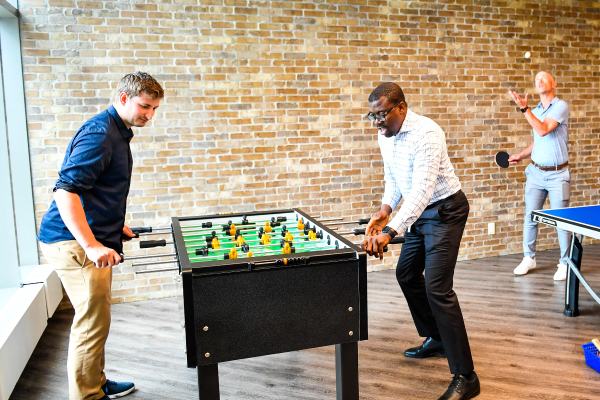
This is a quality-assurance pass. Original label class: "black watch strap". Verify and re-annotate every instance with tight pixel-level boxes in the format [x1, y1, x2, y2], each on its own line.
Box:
[520, 106, 529, 113]
[381, 226, 396, 239]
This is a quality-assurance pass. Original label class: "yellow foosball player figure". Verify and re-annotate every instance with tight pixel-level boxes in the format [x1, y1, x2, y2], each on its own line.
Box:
[308, 230, 317, 241]
[265, 222, 272, 233]
[282, 242, 292, 254]
[261, 233, 271, 245]
[229, 224, 236, 236]
[298, 219, 305, 232]
[212, 237, 220, 249]
[285, 232, 294, 242]
[236, 235, 245, 247]
[228, 247, 238, 259]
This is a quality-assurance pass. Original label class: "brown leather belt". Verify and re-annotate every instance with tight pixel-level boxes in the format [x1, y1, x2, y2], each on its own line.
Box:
[531, 161, 568, 171]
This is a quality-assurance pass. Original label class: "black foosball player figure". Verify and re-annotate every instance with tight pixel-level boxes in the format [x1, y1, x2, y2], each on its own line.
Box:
[361, 82, 480, 400]
[37, 72, 164, 400]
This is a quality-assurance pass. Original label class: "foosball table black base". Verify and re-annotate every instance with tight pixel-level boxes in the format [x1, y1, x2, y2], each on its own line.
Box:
[196, 342, 359, 400]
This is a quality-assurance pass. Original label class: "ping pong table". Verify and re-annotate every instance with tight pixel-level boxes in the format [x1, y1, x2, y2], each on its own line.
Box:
[532, 205, 600, 317]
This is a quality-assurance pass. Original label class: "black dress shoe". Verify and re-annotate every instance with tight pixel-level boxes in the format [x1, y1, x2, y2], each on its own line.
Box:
[438, 373, 480, 400]
[404, 337, 446, 358]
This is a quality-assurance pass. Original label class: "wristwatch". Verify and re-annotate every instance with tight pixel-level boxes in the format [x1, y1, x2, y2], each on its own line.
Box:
[381, 226, 397, 239]
[520, 106, 529, 113]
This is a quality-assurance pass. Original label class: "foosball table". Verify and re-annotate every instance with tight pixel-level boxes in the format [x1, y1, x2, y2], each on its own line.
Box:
[128, 208, 404, 400]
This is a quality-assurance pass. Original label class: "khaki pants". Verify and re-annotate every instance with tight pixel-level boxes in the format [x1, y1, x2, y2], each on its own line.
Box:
[40, 240, 112, 400]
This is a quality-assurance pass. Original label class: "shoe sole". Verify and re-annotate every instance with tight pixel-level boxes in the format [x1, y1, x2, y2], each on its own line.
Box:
[469, 388, 481, 398]
[107, 386, 135, 399]
[404, 351, 446, 359]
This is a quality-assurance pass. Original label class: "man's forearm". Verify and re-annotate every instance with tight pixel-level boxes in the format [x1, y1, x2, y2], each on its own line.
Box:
[54, 189, 99, 250]
[522, 109, 546, 136]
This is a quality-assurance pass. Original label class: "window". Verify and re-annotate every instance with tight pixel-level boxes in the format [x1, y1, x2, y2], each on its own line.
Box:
[0, 0, 38, 294]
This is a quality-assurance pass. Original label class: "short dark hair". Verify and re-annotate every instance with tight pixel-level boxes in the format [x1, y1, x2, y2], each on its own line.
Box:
[115, 71, 164, 101]
[368, 82, 405, 104]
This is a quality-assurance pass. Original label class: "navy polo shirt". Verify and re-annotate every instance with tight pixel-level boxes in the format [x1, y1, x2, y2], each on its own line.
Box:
[38, 106, 133, 253]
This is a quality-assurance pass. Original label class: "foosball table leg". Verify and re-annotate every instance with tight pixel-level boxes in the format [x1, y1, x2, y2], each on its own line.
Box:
[197, 364, 220, 400]
[335, 342, 359, 400]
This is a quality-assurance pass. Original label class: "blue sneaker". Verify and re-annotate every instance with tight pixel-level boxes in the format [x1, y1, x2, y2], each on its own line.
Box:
[101, 380, 135, 398]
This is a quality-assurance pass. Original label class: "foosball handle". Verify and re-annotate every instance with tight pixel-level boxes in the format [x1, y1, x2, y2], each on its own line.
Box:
[352, 228, 404, 245]
[131, 227, 153, 234]
[357, 218, 370, 225]
[122, 232, 139, 240]
[376, 240, 403, 255]
[390, 236, 405, 245]
[140, 239, 167, 248]
[93, 253, 125, 266]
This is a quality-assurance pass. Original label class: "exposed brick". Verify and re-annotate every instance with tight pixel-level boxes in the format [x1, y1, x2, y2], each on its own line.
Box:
[23, 0, 600, 303]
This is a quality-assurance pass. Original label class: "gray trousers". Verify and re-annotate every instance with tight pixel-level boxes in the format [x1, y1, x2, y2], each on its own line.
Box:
[523, 163, 571, 265]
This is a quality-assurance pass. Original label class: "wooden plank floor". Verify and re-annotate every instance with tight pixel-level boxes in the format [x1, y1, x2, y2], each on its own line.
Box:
[11, 245, 600, 400]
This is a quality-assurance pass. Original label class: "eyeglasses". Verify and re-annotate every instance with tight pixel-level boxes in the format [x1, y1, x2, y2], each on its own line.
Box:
[365, 101, 402, 123]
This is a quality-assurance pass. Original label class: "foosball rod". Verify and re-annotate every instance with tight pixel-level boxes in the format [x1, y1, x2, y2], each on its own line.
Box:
[323, 218, 371, 226]
[132, 259, 178, 267]
[122, 253, 176, 260]
[134, 266, 179, 274]
[315, 217, 344, 223]
[182, 230, 328, 244]
[181, 224, 317, 238]
[187, 239, 333, 255]
[138, 231, 173, 237]
[182, 230, 299, 242]
[338, 229, 406, 245]
[188, 246, 336, 262]
[351, 237, 406, 245]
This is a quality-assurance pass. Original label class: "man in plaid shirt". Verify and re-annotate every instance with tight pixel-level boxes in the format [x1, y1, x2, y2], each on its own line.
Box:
[362, 82, 479, 400]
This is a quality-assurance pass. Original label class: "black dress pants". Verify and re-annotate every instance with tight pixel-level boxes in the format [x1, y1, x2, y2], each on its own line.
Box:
[396, 190, 474, 375]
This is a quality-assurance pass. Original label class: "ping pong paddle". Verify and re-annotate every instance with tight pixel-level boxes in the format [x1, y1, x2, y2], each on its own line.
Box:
[495, 151, 510, 168]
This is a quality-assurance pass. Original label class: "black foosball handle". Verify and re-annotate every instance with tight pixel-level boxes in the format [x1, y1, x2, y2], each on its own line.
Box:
[140, 239, 167, 248]
[131, 226, 153, 234]
[352, 228, 405, 245]
[390, 236, 405, 244]
[121, 226, 154, 240]
[93, 253, 125, 266]
[357, 218, 370, 225]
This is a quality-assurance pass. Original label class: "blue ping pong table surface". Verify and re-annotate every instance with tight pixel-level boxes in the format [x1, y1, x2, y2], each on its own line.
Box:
[536, 205, 600, 230]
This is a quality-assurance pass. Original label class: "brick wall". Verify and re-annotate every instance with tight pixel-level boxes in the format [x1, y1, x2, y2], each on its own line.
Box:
[19, 0, 600, 303]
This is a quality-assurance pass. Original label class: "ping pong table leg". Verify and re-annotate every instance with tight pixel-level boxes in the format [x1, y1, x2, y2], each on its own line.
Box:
[335, 342, 359, 400]
[564, 234, 583, 317]
[197, 363, 220, 400]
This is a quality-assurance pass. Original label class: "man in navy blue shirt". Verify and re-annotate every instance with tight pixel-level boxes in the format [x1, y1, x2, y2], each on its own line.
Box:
[38, 72, 163, 400]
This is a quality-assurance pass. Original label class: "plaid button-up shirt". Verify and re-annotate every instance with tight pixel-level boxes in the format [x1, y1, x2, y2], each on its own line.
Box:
[378, 109, 461, 234]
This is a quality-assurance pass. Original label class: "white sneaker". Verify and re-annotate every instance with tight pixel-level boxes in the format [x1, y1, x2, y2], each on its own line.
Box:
[554, 264, 567, 281]
[514, 256, 536, 275]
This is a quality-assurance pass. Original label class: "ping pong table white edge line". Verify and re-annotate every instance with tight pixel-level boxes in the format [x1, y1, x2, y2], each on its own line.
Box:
[532, 210, 600, 234]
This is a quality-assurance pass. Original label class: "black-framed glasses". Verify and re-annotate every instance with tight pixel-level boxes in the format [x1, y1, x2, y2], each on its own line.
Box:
[365, 101, 402, 123]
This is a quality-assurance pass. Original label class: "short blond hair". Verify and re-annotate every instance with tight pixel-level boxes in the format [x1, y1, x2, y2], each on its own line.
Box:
[115, 71, 164, 101]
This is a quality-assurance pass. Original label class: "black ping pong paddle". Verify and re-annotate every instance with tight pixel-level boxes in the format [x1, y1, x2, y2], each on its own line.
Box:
[495, 151, 510, 168]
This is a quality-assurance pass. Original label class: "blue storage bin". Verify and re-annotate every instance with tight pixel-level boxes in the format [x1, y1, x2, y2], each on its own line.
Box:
[582, 343, 600, 373]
